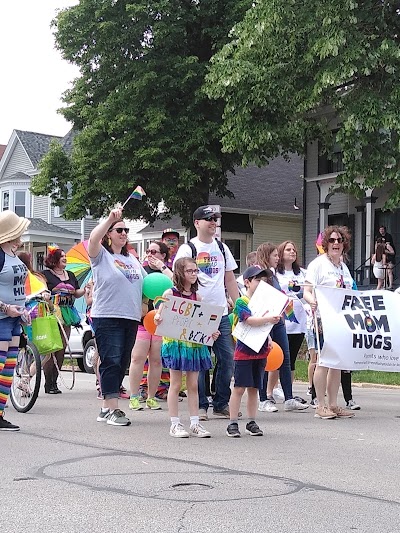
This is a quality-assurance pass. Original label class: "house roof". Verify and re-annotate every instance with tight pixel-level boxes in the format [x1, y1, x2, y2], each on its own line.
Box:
[138, 215, 185, 235]
[61, 129, 78, 154]
[209, 155, 304, 214]
[15, 130, 62, 167]
[28, 218, 81, 237]
[7, 172, 31, 181]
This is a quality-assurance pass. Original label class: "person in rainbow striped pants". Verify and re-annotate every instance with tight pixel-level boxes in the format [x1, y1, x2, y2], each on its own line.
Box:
[0, 211, 31, 431]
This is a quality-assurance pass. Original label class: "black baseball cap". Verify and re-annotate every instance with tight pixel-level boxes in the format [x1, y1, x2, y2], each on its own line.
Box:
[193, 205, 222, 222]
[243, 265, 269, 281]
[161, 228, 180, 239]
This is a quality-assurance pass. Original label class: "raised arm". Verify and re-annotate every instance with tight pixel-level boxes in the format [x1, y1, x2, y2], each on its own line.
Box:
[88, 207, 122, 258]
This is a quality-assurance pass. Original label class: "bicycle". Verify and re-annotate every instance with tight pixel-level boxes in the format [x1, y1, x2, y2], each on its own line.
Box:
[10, 297, 77, 413]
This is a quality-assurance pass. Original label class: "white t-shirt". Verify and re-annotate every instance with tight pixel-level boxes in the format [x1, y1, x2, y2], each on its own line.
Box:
[276, 268, 307, 334]
[174, 238, 237, 315]
[305, 254, 354, 289]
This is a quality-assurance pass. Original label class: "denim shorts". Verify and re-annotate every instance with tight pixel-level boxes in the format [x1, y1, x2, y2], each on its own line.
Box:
[0, 316, 22, 341]
[234, 358, 266, 389]
[305, 329, 315, 350]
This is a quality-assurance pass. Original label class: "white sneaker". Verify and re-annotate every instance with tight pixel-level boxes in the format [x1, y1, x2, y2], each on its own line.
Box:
[273, 387, 285, 401]
[310, 398, 318, 409]
[264, 400, 278, 413]
[258, 400, 269, 412]
[346, 399, 361, 410]
[284, 399, 309, 411]
[170, 423, 189, 438]
[190, 423, 211, 438]
[199, 408, 209, 421]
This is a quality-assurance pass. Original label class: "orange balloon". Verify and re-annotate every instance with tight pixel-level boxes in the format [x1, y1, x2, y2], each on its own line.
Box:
[143, 310, 157, 336]
[265, 341, 284, 371]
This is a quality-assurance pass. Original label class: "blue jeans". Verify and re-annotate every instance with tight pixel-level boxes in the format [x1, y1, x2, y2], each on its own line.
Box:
[198, 315, 234, 411]
[259, 319, 293, 402]
[92, 318, 138, 399]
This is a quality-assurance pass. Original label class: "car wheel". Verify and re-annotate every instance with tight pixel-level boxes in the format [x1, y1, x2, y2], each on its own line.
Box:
[77, 358, 85, 372]
[83, 339, 96, 374]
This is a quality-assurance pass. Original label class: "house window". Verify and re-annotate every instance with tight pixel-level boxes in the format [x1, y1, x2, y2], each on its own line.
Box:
[14, 191, 26, 217]
[318, 131, 345, 175]
[224, 239, 241, 273]
[54, 183, 72, 217]
[2, 191, 9, 211]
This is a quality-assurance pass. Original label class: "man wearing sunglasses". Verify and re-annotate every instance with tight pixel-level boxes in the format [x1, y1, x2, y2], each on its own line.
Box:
[174, 205, 239, 419]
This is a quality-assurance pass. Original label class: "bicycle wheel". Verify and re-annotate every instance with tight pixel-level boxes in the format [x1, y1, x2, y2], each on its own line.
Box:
[10, 340, 41, 413]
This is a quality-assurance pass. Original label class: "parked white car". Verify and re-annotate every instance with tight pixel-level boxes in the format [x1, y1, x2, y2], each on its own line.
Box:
[68, 321, 96, 374]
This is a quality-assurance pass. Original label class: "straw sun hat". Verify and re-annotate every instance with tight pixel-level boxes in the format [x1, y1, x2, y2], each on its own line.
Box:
[0, 211, 30, 245]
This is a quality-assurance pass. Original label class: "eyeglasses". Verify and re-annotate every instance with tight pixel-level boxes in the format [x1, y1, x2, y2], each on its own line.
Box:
[328, 237, 343, 244]
[111, 227, 130, 234]
[185, 269, 199, 274]
[146, 249, 159, 255]
[204, 216, 219, 222]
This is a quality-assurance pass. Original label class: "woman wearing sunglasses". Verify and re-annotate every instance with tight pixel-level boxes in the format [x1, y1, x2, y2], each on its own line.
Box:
[128, 241, 173, 411]
[88, 208, 147, 426]
[304, 225, 355, 420]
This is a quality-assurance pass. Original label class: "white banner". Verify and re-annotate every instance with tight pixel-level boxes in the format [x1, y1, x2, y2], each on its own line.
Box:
[155, 295, 224, 347]
[232, 280, 289, 353]
[316, 286, 400, 371]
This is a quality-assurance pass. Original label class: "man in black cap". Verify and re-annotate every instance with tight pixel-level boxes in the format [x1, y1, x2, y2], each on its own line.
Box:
[174, 205, 239, 419]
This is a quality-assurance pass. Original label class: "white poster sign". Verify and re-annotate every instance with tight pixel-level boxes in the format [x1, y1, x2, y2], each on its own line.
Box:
[316, 286, 400, 371]
[155, 295, 224, 347]
[232, 280, 289, 353]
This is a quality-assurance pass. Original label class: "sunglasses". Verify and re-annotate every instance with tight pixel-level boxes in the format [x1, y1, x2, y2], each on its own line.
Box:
[111, 227, 130, 234]
[185, 269, 199, 274]
[204, 216, 219, 222]
[328, 237, 343, 244]
[146, 249, 159, 255]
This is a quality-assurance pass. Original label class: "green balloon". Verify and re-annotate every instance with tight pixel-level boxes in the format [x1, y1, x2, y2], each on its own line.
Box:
[143, 273, 173, 300]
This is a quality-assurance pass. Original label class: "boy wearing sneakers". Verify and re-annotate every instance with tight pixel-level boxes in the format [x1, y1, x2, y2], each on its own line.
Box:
[227, 266, 281, 437]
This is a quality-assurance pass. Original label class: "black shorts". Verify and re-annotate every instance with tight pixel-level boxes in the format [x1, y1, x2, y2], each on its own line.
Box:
[233, 358, 266, 389]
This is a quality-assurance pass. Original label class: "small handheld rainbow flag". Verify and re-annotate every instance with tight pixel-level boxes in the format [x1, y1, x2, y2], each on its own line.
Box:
[284, 299, 299, 324]
[153, 296, 169, 309]
[122, 186, 146, 207]
[316, 233, 324, 255]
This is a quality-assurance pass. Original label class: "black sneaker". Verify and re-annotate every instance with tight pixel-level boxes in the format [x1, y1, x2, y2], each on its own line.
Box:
[293, 396, 308, 405]
[0, 416, 20, 431]
[245, 420, 263, 436]
[226, 422, 241, 437]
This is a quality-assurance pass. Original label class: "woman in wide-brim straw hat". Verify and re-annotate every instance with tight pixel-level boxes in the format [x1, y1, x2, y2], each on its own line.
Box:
[0, 211, 31, 431]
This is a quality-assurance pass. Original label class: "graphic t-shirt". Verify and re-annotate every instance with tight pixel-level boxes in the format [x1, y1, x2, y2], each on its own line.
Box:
[305, 254, 354, 318]
[0, 253, 28, 318]
[43, 270, 79, 307]
[174, 238, 237, 315]
[90, 246, 147, 320]
[276, 268, 307, 334]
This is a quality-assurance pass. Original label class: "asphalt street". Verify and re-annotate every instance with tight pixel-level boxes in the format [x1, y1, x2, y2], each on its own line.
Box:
[2, 372, 400, 533]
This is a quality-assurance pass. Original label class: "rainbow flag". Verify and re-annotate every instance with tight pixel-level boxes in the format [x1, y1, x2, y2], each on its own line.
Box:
[153, 296, 168, 309]
[316, 233, 324, 255]
[284, 299, 299, 324]
[129, 186, 146, 200]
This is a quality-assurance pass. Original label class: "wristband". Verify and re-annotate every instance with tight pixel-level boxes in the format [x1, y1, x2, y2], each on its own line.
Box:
[161, 265, 167, 271]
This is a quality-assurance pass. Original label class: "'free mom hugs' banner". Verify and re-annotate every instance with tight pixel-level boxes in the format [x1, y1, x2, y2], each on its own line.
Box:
[315, 286, 400, 372]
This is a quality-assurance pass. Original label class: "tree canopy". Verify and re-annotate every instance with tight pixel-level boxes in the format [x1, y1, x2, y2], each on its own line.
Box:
[206, 0, 400, 208]
[32, 0, 251, 226]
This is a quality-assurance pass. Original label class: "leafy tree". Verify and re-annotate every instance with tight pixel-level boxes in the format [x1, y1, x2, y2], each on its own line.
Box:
[206, 0, 400, 208]
[31, 0, 251, 226]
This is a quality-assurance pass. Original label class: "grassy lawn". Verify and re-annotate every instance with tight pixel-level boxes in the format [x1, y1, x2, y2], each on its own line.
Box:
[294, 359, 400, 386]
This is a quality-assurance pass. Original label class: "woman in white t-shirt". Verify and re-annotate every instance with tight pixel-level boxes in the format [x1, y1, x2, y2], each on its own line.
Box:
[304, 226, 355, 420]
[276, 241, 307, 389]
